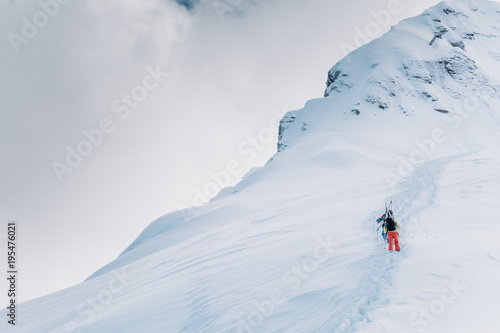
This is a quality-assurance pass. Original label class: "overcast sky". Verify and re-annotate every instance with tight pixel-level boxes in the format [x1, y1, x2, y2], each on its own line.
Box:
[0, 0, 446, 303]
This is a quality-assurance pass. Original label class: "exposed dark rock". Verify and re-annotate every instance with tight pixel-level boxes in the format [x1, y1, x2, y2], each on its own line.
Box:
[462, 33, 475, 40]
[437, 26, 449, 35]
[420, 91, 438, 101]
[440, 60, 457, 75]
[450, 40, 466, 50]
[434, 108, 450, 114]
[378, 103, 389, 110]
[403, 61, 434, 84]
[365, 94, 390, 110]
[443, 7, 457, 15]
[324, 69, 354, 97]
[277, 114, 295, 152]
[438, 55, 477, 79]
[326, 70, 341, 88]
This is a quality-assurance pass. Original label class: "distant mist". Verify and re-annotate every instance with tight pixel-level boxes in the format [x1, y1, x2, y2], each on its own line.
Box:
[174, 0, 200, 10]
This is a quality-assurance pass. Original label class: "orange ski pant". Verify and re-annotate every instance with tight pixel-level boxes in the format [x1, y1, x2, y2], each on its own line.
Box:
[388, 231, 400, 251]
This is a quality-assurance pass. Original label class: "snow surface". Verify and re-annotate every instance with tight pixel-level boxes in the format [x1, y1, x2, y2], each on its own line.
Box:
[3, 0, 500, 332]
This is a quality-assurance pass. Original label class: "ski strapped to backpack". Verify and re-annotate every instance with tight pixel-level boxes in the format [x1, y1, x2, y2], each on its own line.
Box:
[376, 200, 393, 243]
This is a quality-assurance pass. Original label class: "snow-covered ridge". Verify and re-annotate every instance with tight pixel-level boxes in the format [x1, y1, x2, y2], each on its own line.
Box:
[277, 0, 500, 156]
[324, 0, 500, 99]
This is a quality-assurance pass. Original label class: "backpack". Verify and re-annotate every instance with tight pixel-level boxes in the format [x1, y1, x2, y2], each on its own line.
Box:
[385, 217, 396, 232]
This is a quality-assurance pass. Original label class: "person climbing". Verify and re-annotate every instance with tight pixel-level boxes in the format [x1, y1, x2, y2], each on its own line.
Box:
[377, 210, 392, 243]
[383, 211, 401, 251]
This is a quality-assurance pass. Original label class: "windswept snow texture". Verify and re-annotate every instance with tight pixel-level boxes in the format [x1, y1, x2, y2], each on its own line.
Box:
[4, 1, 500, 332]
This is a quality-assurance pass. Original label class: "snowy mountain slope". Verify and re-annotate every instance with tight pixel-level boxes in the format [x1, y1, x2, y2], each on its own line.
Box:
[5, 150, 500, 333]
[3, 1, 500, 332]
